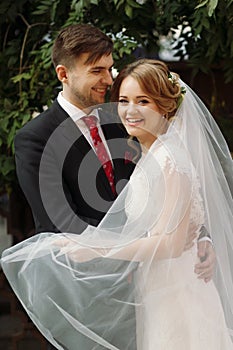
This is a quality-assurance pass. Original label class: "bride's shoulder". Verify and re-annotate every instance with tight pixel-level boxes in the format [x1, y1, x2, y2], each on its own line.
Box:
[151, 137, 192, 175]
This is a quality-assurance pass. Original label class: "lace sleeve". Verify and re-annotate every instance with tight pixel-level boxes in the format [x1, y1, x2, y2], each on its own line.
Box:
[150, 143, 205, 236]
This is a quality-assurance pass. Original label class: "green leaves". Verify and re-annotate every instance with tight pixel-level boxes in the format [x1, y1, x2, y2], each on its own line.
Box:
[11, 73, 31, 83]
[0, 156, 15, 177]
[195, 0, 218, 16]
[112, 32, 138, 61]
[0, 0, 232, 192]
[124, 0, 142, 17]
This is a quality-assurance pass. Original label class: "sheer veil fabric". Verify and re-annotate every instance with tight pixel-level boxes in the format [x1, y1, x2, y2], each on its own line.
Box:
[1, 80, 233, 349]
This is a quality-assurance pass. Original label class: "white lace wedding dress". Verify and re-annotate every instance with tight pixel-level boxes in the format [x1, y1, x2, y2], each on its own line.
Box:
[126, 140, 233, 350]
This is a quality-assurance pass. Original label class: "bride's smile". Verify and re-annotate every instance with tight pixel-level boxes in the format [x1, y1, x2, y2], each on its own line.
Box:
[118, 76, 166, 149]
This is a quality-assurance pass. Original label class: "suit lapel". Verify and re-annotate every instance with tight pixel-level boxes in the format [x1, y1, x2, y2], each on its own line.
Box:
[56, 109, 116, 200]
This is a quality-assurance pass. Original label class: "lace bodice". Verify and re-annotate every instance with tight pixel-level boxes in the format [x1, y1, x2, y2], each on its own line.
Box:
[126, 141, 205, 234]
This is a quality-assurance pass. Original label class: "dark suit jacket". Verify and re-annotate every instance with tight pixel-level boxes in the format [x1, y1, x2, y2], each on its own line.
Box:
[14, 99, 136, 234]
[14, 100, 139, 349]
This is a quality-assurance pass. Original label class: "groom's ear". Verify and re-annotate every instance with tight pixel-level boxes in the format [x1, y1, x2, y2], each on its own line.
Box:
[56, 65, 68, 83]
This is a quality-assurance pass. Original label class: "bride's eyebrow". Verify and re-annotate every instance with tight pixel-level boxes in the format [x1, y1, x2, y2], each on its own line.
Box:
[119, 95, 128, 98]
[118, 95, 150, 99]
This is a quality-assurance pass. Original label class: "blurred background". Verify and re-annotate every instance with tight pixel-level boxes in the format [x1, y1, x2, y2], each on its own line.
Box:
[0, 0, 232, 348]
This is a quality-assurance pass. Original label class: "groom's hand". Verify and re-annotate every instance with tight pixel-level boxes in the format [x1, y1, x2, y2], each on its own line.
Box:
[195, 241, 216, 283]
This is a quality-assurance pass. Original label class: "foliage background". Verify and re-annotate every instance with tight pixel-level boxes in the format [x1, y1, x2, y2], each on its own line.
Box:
[0, 0, 233, 193]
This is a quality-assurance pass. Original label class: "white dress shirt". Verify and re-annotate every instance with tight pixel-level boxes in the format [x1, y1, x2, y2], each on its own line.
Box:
[57, 91, 112, 161]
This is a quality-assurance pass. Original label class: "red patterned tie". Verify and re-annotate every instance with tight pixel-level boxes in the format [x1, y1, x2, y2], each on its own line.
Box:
[82, 115, 116, 195]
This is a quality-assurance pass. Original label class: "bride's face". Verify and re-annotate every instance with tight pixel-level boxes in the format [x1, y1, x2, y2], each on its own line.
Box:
[118, 76, 165, 147]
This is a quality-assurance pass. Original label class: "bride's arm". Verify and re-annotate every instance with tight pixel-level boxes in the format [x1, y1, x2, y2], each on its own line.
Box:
[108, 194, 191, 262]
[58, 167, 194, 263]
[110, 165, 194, 261]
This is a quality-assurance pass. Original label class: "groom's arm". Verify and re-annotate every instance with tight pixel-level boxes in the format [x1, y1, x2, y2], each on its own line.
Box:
[195, 226, 216, 283]
[183, 225, 216, 283]
[198, 225, 212, 245]
[195, 240, 216, 283]
[14, 128, 89, 234]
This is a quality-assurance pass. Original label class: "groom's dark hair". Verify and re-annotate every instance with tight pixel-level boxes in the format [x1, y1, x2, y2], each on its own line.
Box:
[52, 23, 113, 68]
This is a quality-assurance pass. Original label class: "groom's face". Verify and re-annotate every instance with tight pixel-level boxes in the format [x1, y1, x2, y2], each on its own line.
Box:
[56, 53, 114, 109]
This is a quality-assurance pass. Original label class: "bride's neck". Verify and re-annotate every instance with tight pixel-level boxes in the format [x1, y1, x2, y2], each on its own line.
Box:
[138, 136, 157, 152]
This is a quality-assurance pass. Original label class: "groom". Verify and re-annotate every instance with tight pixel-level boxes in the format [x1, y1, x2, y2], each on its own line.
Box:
[14, 23, 215, 348]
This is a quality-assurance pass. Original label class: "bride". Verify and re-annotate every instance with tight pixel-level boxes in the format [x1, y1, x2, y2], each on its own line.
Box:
[110, 59, 233, 349]
[1, 59, 233, 349]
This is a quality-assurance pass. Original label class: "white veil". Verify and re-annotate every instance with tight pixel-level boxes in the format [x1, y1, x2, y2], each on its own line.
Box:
[1, 80, 233, 349]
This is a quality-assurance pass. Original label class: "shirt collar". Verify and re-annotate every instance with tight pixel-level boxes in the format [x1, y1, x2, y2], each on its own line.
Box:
[57, 91, 100, 122]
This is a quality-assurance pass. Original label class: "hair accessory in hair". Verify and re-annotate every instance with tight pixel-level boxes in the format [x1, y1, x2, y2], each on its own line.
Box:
[168, 72, 186, 108]
[168, 72, 176, 86]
